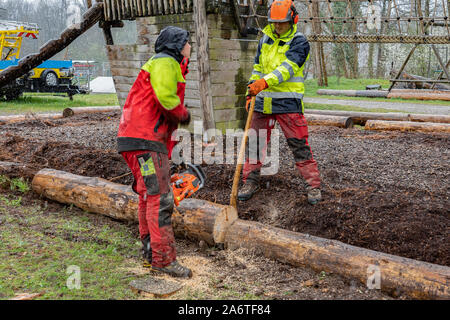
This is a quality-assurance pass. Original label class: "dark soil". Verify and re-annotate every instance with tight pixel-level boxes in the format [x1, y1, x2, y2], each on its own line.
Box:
[0, 112, 448, 267]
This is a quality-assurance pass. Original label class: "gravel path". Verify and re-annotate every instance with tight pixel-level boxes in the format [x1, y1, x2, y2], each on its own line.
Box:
[304, 97, 450, 115]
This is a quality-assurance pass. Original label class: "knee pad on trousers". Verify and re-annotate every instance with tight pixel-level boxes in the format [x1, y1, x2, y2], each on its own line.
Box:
[158, 192, 174, 228]
[287, 138, 313, 162]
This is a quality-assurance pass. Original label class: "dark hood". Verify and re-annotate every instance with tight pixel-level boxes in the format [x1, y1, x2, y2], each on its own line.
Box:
[155, 26, 190, 63]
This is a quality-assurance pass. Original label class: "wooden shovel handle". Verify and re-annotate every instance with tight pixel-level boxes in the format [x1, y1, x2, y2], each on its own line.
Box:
[230, 96, 256, 208]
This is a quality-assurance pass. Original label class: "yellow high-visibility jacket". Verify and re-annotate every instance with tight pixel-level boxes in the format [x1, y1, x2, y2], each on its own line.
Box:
[248, 24, 310, 114]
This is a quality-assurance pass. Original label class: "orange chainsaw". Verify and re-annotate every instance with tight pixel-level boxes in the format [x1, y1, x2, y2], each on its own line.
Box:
[171, 163, 206, 206]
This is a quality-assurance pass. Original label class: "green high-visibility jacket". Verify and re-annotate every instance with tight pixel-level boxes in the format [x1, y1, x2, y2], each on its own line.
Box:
[248, 24, 310, 114]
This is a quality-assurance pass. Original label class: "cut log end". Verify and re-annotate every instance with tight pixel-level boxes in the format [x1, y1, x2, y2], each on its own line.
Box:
[62, 108, 75, 118]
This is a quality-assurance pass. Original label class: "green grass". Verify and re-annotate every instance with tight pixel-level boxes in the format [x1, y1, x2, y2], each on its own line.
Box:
[305, 76, 450, 106]
[0, 175, 31, 194]
[0, 93, 119, 115]
[0, 190, 143, 300]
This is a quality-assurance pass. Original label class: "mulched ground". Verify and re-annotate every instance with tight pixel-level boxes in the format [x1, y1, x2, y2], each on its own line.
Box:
[0, 111, 448, 267]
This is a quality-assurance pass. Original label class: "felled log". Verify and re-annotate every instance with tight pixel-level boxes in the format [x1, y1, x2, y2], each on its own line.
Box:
[0, 113, 63, 125]
[306, 109, 450, 125]
[31, 168, 238, 246]
[0, 2, 104, 88]
[306, 109, 408, 125]
[62, 106, 121, 118]
[407, 114, 450, 124]
[225, 219, 450, 300]
[305, 114, 353, 128]
[365, 120, 450, 133]
[31, 168, 450, 299]
[317, 89, 389, 98]
[388, 90, 450, 101]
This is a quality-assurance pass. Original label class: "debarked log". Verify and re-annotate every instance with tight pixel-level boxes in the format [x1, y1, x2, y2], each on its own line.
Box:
[365, 120, 450, 133]
[0, 113, 63, 125]
[305, 114, 353, 128]
[62, 106, 121, 118]
[316, 89, 389, 98]
[387, 90, 450, 101]
[306, 109, 450, 125]
[306, 109, 408, 125]
[407, 114, 450, 124]
[225, 220, 450, 300]
[30, 168, 450, 299]
[31, 168, 238, 246]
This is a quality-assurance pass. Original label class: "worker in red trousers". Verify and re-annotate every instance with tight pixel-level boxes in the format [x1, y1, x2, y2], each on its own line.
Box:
[239, 0, 322, 205]
[117, 26, 192, 278]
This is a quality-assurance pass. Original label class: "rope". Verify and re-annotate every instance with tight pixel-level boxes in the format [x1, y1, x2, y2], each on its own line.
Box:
[306, 34, 450, 44]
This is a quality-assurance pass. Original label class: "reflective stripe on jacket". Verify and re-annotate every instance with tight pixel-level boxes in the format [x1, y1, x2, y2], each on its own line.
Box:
[117, 53, 189, 158]
[248, 24, 310, 114]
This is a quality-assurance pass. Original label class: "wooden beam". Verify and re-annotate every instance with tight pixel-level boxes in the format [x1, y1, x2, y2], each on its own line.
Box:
[31, 168, 450, 299]
[102, 23, 115, 45]
[388, 44, 419, 92]
[193, 0, 216, 140]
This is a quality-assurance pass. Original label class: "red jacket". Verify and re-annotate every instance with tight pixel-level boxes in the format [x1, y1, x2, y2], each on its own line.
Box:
[117, 54, 190, 159]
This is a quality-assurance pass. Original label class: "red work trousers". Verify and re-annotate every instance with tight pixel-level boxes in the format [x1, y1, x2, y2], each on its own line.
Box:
[121, 150, 176, 268]
[242, 112, 321, 189]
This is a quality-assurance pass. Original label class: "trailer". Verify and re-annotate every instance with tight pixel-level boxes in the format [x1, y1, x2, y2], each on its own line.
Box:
[0, 16, 86, 101]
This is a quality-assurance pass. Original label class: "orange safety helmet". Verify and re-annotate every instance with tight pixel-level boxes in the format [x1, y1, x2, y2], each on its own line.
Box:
[268, 0, 299, 24]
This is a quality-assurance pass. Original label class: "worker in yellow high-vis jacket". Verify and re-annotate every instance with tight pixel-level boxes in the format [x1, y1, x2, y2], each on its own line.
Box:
[238, 0, 322, 205]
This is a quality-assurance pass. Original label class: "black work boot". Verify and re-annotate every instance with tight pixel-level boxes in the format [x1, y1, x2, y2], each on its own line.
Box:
[152, 260, 193, 278]
[237, 180, 260, 201]
[141, 234, 152, 268]
[307, 187, 322, 205]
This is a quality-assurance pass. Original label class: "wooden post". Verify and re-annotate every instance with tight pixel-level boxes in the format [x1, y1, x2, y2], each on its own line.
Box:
[193, 0, 216, 141]
[101, 22, 115, 45]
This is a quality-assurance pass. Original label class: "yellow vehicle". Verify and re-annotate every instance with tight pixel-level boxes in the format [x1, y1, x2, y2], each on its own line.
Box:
[0, 19, 85, 100]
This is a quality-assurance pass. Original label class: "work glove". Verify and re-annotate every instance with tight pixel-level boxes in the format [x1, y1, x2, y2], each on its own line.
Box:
[181, 57, 190, 77]
[247, 78, 268, 96]
[180, 110, 191, 126]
